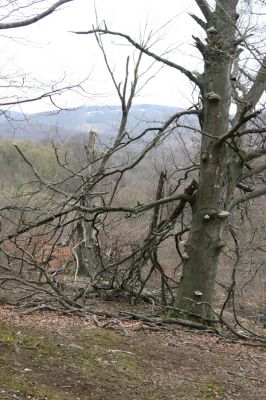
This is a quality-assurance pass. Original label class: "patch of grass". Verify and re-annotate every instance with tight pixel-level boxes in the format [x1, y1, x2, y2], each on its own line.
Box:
[0, 323, 145, 399]
[81, 346, 140, 380]
[70, 328, 141, 383]
[0, 321, 16, 344]
[21, 336, 41, 346]
[191, 380, 227, 399]
[86, 327, 123, 345]
[1, 319, 252, 400]
[0, 373, 73, 400]
[0, 356, 7, 365]
[233, 379, 247, 389]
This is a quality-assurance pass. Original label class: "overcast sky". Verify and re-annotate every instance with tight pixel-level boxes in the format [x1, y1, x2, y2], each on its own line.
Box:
[2, 0, 204, 113]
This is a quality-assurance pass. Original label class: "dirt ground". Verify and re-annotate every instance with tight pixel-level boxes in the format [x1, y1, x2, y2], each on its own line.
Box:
[0, 303, 265, 400]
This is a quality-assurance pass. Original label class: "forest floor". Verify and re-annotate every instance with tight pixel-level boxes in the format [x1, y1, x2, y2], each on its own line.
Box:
[0, 301, 265, 400]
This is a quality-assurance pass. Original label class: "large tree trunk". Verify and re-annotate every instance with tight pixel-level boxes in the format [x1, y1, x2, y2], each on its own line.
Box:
[174, 0, 239, 323]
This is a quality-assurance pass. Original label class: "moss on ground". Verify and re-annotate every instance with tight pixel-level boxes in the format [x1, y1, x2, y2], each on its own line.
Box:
[0, 322, 147, 399]
[0, 319, 260, 400]
[0, 321, 16, 344]
[0, 356, 7, 365]
[191, 381, 227, 399]
[0, 374, 74, 400]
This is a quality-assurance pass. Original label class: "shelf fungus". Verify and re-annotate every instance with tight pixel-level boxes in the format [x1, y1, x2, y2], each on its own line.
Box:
[216, 239, 225, 249]
[203, 214, 211, 220]
[201, 152, 208, 161]
[217, 210, 230, 218]
[206, 91, 221, 101]
[182, 252, 189, 260]
[179, 240, 188, 247]
[194, 290, 203, 296]
[207, 26, 217, 34]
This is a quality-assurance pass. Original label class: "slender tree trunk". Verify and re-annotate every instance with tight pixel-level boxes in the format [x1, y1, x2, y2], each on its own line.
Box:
[76, 131, 100, 278]
[174, 0, 239, 323]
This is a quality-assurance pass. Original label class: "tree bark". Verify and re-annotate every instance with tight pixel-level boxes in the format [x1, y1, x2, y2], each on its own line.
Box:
[173, 0, 239, 323]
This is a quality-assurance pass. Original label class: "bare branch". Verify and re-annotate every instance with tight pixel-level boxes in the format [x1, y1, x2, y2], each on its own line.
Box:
[194, 0, 212, 22]
[237, 128, 266, 137]
[73, 28, 203, 90]
[0, 0, 73, 30]
[244, 148, 266, 162]
[241, 163, 266, 180]
[218, 110, 261, 143]
[1, 192, 192, 243]
[245, 56, 266, 108]
[189, 13, 207, 30]
[0, 83, 79, 106]
[13, 144, 69, 197]
[236, 182, 254, 192]
[228, 187, 266, 210]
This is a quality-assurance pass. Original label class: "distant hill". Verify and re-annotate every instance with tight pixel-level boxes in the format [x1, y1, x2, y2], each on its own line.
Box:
[0, 104, 190, 142]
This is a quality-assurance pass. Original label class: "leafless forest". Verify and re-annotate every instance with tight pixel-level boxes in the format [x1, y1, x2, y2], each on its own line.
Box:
[0, 1, 265, 399]
[0, 0, 265, 341]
